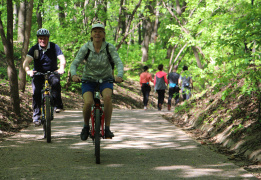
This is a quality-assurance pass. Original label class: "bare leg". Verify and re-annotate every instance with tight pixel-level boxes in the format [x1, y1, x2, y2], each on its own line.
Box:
[102, 88, 113, 127]
[82, 91, 93, 126]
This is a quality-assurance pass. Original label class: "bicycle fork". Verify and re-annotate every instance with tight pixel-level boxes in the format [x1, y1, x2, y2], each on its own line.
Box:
[90, 98, 105, 140]
[41, 80, 54, 122]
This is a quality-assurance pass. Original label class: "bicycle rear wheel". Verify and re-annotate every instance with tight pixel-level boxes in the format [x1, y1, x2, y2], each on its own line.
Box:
[95, 108, 101, 164]
[45, 96, 51, 143]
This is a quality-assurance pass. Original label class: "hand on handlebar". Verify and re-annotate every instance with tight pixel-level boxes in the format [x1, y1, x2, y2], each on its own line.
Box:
[56, 68, 65, 75]
[72, 75, 81, 82]
[27, 70, 36, 77]
[114, 76, 123, 83]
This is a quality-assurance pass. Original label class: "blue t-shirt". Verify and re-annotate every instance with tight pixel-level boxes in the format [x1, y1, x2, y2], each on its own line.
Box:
[27, 42, 63, 73]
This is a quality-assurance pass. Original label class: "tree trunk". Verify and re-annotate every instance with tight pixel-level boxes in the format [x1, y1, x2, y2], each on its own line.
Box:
[19, 0, 34, 92]
[115, 0, 124, 43]
[13, 2, 18, 30]
[116, 0, 142, 50]
[168, 44, 177, 72]
[36, 0, 43, 29]
[152, 0, 159, 40]
[192, 46, 203, 69]
[0, 0, 20, 116]
[141, 18, 152, 62]
[141, 0, 156, 62]
[83, 0, 90, 28]
[17, 0, 25, 42]
[169, 43, 187, 72]
[59, 3, 65, 27]
[138, 16, 142, 45]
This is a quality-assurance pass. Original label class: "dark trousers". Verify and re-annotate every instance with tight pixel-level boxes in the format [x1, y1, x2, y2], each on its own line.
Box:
[168, 87, 180, 105]
[156, 89, 165, 109]
[182, 87, 191, 101]
[141, 83, 151, 107]
[32, 74, 63, 120]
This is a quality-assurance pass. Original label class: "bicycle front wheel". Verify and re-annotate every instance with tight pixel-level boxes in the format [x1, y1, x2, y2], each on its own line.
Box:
[45, 96, 51, 143]
[95, 108, 101, 164]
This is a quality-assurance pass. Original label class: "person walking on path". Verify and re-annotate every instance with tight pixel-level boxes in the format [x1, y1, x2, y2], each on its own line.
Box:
[167, 65, 180, 111]
[178, 65, 193, 101]
[154, 64, 168, 111]
[140, 66, 153, 110]
[23, 28, 66, 126]
[70, 23, 124, 140]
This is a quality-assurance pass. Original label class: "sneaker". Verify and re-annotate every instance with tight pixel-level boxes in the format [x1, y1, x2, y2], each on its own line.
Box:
[105, 129, 114, 139]
[144, 106, 147, 110]
[55, 108, 62, 113]
[158, 103, 162, 111]
[80, 127, 89, 141]
[33, 119, 41, 126]
[168, 104, 171, 111]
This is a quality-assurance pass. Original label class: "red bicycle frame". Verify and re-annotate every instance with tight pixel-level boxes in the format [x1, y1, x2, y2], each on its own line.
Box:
[90, 101, 105, 138]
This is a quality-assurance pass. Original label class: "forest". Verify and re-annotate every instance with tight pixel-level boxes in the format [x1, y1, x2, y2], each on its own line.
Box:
[0, 0, 260, 120]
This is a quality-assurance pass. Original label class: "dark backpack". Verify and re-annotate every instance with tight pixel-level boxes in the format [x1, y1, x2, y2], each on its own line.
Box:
[155, 75, 166, 90]
[84, 43, 115, 70]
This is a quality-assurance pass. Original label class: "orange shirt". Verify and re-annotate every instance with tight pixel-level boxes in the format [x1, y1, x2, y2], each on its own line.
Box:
[140, 72, 153, 86]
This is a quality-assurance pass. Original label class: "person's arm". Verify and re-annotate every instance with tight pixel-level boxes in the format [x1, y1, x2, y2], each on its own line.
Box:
[70, 44, 88, 82]
[140, 73, 142, 86]
[153, 73, 156, 86]
[164, 73, 168, 85]
[108, 43, 124, 83]
[57, 54, 66, 74]
[23, 55, 34, 77]
[149, 74, 153, 83]
[178, 77, 182, 87]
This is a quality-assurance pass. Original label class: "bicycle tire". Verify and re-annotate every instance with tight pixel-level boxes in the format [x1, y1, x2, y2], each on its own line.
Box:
[95, 108, 101, 164]
[45, 96, 51, 143]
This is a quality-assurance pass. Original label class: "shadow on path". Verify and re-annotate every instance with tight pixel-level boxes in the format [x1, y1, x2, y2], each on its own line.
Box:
[0, 110, 257, 179]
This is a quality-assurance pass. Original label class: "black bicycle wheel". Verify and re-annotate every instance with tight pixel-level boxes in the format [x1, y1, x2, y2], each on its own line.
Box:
[45, 96, 51, 143]
[95, 108, 101, 164]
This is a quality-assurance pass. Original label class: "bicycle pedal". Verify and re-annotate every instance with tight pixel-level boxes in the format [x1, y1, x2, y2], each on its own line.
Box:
[34, 122, 42, 127]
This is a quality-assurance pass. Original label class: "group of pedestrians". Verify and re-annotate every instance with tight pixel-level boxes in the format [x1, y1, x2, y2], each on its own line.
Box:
[139, 64, 193, 111]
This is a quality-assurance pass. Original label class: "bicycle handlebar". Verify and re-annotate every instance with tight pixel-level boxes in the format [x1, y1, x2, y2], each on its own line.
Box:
[80, 77, 123, 84]
[34, 71, 59, 76]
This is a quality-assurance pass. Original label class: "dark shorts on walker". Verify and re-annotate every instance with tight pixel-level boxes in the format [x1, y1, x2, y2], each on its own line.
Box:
[82, 81, 113, 95]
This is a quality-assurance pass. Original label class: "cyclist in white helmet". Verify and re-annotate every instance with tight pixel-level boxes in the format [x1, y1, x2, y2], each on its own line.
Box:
[23, 28, 66, 126]
[70, 23, 124, 139]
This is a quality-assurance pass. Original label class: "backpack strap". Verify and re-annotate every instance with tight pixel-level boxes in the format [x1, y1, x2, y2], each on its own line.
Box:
[84, 48, 91, 61]
[106, 44, 115, 70]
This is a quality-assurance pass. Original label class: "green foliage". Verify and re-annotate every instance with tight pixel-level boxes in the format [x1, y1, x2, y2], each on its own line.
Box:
[0, 66, 7, 79]
[0, 0, 260, 103]
[232, 124, 244, 134]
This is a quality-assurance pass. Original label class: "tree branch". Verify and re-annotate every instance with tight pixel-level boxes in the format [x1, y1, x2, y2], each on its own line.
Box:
[162, 1, 190, 34]
[116, 21, 143, 50]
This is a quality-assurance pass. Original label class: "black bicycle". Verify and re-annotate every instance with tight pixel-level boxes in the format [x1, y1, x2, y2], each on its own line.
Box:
[34, 71, 57, 143]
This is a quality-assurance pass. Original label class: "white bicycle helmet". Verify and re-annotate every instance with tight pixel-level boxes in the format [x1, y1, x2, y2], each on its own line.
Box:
[36, 28, 50, 37]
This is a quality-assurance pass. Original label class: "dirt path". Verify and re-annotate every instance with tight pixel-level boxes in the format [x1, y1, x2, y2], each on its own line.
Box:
[0, 109, 257, 179]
